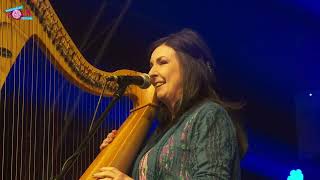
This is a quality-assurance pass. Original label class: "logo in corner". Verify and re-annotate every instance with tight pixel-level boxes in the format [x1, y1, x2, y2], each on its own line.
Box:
[5, 5, 33, 20]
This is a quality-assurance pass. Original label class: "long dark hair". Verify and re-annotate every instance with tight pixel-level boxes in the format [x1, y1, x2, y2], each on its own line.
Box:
[149, 28, 248, 157]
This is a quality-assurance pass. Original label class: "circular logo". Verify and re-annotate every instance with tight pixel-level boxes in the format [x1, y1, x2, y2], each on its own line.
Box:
[11, 10, 22, 20]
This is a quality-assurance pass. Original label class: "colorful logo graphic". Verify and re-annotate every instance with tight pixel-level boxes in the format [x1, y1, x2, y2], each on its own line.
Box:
[5, 5, 32, 20]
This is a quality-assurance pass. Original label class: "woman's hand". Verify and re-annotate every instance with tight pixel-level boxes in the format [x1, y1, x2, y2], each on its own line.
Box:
[92, 167, 133, 180]
[99, 130, 118, 150]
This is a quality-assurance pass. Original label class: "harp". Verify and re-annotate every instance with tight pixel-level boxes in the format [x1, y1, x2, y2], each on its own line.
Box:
[0, 0, 157, 179]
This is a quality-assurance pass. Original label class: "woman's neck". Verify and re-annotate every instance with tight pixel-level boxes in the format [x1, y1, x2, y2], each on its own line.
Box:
[167, 100, 180, 121]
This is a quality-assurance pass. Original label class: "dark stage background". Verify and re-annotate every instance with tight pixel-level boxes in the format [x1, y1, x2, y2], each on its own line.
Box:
[49, 0, 320, 179]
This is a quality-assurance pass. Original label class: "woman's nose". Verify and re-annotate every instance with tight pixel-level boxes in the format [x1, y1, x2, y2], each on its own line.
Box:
[148, 66, 156, 77]
[148, 67, 157, 84]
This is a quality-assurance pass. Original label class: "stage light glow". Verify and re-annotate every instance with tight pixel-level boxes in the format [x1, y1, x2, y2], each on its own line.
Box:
[287, 169, 303, 180]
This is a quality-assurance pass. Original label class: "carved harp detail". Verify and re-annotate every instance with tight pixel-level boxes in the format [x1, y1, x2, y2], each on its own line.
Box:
[0, 0, 157, 179]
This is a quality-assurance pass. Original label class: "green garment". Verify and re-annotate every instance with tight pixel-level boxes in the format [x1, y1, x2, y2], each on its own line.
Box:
[131, 101, 240, 180]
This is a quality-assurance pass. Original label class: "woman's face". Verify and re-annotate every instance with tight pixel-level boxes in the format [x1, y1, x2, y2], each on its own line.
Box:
[148, 44, 183, 112]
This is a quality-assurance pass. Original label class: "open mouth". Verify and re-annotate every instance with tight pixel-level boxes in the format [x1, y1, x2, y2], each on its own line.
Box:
[154, 82, 165, 88]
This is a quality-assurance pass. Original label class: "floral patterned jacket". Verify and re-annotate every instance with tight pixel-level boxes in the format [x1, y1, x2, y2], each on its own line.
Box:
[131, 101, 241, 180]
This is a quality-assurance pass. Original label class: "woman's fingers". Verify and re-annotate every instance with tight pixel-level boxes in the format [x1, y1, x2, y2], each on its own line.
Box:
[99, 140, 109, 150]
[92, 167, 132, 180]
[99, 142, 109, 150]
[92, 167, 115, 178]
[111, 130, 118, 134]
[103, 137, 112, 143]
[106, 130, 117, 140]
[99, 129, 118, 150]
[108, 130, 117, 138]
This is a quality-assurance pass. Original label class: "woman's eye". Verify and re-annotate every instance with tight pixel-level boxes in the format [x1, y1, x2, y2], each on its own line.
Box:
[159, 60, 168, 65]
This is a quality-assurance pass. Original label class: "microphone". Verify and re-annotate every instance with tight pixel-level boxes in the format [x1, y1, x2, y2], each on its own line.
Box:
[106, 73, 151, 89]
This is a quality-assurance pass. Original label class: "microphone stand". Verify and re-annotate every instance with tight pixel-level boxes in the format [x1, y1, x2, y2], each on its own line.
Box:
[50, 83, 128, 180]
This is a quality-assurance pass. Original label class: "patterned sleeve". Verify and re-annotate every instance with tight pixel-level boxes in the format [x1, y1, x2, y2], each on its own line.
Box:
[189, 105, 238, 179]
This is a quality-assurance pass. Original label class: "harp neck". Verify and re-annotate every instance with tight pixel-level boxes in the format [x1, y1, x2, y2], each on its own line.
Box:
[0, 0, 151, 102]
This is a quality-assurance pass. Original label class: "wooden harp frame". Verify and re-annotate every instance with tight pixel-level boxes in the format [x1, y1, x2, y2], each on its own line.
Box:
[0, 0, 157, 179]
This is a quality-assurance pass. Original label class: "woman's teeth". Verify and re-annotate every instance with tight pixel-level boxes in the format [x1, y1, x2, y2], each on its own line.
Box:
[155, 82, 164, 87]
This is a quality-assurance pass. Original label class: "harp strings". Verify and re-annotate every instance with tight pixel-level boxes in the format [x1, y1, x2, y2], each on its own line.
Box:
[33, 20, 40, 180]
[0, 0, 135, 179]
[0, 1, 5, 178]
[19, 14, 27, 180]
[0, 37, 133, 180]
[42, 15, 47, 179]
[10, 16, 16, 180]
